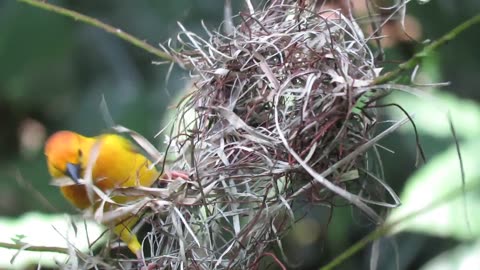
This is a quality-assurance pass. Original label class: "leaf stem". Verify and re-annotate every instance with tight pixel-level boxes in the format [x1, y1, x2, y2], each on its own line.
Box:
[373, 13, 480, 85]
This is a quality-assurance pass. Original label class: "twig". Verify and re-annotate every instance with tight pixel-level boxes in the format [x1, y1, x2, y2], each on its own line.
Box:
[373, 13, 480, 85]
[319, 175, 480, 270]
[17, 0, 173, 62]
[0, 241, 70, 254]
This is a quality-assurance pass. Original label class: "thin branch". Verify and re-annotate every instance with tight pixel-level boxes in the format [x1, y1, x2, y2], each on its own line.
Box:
[319, 176, 480, 270]
[17, 0, 173, 62]
[374, 13, 480, 85]
[0, 241, 70, 254]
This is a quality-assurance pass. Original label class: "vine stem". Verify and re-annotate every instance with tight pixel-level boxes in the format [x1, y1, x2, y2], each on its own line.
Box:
[0, 241, 69, 254]
[319, 178, 480, 270]
[373, 13, 480, 85]
[17, 0, 173, 62]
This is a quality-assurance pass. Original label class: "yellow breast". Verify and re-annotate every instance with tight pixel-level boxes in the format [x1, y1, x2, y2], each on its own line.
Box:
[47, 132, 159, 210]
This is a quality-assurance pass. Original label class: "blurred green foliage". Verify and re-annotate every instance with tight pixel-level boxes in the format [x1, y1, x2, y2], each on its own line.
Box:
[0, 0, 479, 269]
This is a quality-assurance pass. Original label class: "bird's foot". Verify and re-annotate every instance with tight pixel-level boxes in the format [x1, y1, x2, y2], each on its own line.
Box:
[139, 262, 159, 270]
[136, 252, 159, 270]
[161, 170, 189, 180]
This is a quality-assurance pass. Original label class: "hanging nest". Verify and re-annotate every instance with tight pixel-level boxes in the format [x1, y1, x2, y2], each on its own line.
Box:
[76, 1, 406, 269]
[125, 1, 403, 269]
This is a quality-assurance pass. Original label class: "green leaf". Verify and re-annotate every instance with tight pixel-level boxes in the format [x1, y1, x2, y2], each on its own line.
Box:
[421, 240, 480, 270]
[0, 212, 105, 269]
[387, 91, 480, 139]
[388, 139, 480, 239]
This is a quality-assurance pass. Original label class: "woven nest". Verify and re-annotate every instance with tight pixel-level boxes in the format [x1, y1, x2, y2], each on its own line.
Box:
[127, 2, 403, 269]
[81, 1, 405, 269]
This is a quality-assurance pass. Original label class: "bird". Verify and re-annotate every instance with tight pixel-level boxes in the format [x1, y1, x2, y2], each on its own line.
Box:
[44, 130, 163, 258]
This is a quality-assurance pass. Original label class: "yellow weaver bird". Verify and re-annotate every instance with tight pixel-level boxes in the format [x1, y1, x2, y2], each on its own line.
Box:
[44, 130, 162, 258]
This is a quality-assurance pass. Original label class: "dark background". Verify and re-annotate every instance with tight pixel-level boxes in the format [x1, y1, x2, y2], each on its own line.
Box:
[0, 0, 479, 269]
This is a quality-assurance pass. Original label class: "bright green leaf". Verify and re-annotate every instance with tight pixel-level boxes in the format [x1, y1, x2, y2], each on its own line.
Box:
[0, 212, 105, 269]
[388, 139, 480, 239]
[385, 54, 480, 139]
[387, 90, 480, 139]
[421, 240, 480, 270]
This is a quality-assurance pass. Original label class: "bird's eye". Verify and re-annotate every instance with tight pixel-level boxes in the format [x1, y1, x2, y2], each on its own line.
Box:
[78, 149, 83, 157]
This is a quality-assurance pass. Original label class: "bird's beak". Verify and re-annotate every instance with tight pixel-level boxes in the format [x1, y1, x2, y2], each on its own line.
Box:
[65, 163, 81, 184]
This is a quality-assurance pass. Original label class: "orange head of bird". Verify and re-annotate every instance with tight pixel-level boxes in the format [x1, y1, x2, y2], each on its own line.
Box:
[44, 131, 84, 184]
